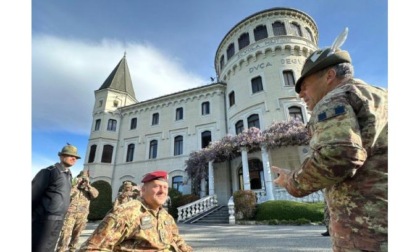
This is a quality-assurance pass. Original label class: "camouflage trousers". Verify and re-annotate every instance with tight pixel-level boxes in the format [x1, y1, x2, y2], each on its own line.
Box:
[55, 212, 88, 252]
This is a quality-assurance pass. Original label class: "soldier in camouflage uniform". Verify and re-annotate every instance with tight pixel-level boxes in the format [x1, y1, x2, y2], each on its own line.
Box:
[56, 171, 99, 252]
[113, 181, 138, 210]
[271, 30, 387, 252]
[79, 170, 193, 252]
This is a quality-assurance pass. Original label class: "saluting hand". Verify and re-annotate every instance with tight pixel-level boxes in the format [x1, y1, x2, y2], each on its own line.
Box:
[271, 166, 291, 187]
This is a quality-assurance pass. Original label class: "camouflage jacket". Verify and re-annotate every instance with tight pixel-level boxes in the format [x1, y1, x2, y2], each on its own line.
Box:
[79, 199, 193, 252]
[67, 184, 99, 214]
[283, 79, 388, 251]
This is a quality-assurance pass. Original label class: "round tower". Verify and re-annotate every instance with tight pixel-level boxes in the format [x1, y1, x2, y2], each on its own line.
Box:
[215, 7, 318, 133]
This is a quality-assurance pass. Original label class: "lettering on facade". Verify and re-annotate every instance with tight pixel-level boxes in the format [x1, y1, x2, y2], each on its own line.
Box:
[280, 58, 303, 65]
[236, 37, 294, 59]
[249, 62, 273, 73]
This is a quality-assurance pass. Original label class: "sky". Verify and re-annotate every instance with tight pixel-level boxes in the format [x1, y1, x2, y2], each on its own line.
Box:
[30, 0, 390, 179]
[3, 0, 419, 249]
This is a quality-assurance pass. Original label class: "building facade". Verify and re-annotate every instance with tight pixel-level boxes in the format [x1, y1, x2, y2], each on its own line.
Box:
[84, 7, 318, 205]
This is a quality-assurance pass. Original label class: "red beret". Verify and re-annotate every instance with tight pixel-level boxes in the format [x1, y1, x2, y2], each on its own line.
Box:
[141, 170, 168, 183]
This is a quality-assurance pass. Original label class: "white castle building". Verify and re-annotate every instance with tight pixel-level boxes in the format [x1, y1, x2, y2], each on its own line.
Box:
[84, 7, 319, 206]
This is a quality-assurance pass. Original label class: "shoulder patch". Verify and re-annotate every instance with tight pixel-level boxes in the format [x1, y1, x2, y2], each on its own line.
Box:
[317, 105, 347, 122]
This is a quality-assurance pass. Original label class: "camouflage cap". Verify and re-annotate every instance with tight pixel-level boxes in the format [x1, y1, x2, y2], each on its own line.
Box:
[123, 181, 133, 187]
[295, 48, 351, 93]
[58, 144, 81, 159]
[77, 170, 89, 178]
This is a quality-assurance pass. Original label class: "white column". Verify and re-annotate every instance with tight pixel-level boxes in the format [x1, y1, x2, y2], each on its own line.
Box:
[241, 147, 251, 190]
[200, 178, 206, 198]
[208, 160, 215, 195]
[261, 145, 274, 200]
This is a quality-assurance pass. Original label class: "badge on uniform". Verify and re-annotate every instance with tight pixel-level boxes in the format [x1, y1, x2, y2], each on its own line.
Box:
[317, 105, 346, 122]
[140, 216, 153, 229]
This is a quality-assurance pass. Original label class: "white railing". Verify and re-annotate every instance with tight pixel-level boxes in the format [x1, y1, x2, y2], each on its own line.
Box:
[253, 188, 324, 204]
[228, 196, 235, 225]
[177, 195, 218, 222]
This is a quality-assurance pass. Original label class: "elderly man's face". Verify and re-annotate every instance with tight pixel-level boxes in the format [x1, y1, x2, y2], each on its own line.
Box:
[141, 180, 168, 210]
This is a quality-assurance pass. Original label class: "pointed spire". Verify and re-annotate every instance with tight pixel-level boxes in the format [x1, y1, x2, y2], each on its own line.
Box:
[98, 54, 136, 99]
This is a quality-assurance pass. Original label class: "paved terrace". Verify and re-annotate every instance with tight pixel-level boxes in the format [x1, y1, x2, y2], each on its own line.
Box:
[77, 222, 333, 252]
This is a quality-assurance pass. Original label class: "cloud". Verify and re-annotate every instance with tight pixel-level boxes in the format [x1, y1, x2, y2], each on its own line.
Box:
[32, 35, 208, 135]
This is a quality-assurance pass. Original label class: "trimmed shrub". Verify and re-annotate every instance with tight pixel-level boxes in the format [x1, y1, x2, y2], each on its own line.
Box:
[233, 190, 257, 220]
[255, 200, 324, 223]
[88, 180, 113, 221]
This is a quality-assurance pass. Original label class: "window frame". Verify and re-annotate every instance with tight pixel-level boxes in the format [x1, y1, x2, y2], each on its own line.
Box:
[201, 101, 210, 115]
[152, 113, 159, 126]
[107, 119, 117, 131]
[251, 76, 264, 94]
[130, 117, 137, 130]
[149, 140, 158, 159]
[247, 114, 260, 129]
[175, 107, 184, 121]
[174, 135, 183, 156]
[126, 143, 135, 162]
[283, 70, 296, 87]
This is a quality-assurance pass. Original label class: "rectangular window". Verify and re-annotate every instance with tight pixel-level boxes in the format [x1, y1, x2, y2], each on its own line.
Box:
[176, 107, 183, 121]
[201, 102, 210, 115]
[130, 118, 137, 130]
[126, 144, 135, 162]
[283, 70, 295, 86]
[229, 91, 235, 107]
[94, 119, 101, 131]
[149, 140, 158, 159]
[152, 113, 159, 125]
[107, 119, 117, 131]
[251, 76, 263, 93]
[174, 136, 183, 156]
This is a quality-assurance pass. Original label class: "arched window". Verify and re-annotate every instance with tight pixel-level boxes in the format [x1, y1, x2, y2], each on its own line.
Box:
[235, 120, 244, 135]
[220, 55, 225, 70]
[254, 25, 268, 41]
[174, 136, 183, 156]
[238, 159, 264, 190]
[149, 140, 158, 159]
[290, 22, 302, 37]
[126, 143, 135, 162]
[172, 176, 184, 192]
[238, 32, 250, 50]
[201, 131, 212, 148]
[227, 43, 235, 60]
[101, 144, 113, 163]
[305, 27, 314, 42]
[88, 144, 97, 163]
[272, 21, 286, 35]
[289, 106, 304, 122]
[247, 114, 260, 129]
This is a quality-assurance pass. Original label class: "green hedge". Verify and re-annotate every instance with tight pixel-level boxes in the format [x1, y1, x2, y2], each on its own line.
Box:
[88, 180, 113, 221]
[255, 200, 324, 223]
